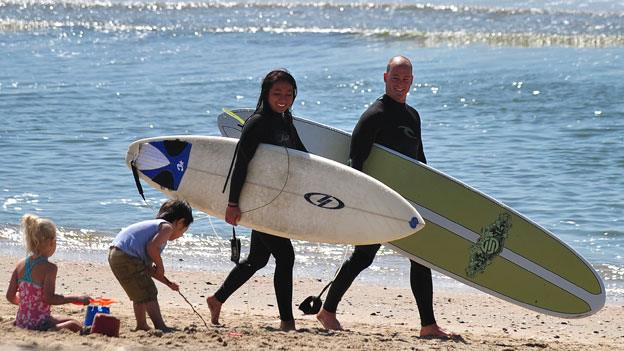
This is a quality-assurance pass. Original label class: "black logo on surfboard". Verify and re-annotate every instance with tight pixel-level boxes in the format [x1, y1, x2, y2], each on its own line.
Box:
[304, 193, 345, 210]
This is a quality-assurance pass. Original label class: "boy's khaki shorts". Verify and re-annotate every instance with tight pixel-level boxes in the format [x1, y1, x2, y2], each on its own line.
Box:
[108, 247, 157, 303]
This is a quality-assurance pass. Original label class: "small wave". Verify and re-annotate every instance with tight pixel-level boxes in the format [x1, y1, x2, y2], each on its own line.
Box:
[0, 224, 21, 243]
[2, 0, 621, 43]
[0, 0, 621, 17]
[1, 192, 40, 211]
[595, 263, 624, 282]
[1, 18, 622, 48]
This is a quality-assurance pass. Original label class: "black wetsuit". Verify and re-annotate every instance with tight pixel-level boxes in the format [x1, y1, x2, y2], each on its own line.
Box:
[214, 109, 307, 322]
[323, 95, 436, 327]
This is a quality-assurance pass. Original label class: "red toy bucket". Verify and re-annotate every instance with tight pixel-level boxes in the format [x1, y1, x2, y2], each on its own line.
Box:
[91, 314, 120, 337]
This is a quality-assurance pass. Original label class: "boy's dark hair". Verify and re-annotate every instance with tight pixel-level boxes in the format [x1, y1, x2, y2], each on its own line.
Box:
[156, 199, 194, 226]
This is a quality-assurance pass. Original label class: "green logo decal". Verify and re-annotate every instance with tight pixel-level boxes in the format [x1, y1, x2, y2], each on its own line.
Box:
[466, 213, 512, 278]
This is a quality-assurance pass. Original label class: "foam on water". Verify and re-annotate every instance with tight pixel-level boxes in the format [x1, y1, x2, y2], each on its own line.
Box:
[0, 0, 622, 47]
[2, 222, 622, 301]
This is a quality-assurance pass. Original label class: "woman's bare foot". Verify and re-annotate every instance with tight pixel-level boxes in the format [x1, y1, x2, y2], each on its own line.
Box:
[420, 323, 461, 340]
[316, 308, 343, 330]
[280, 319, 296, 332]
[206, 295, 222, 325]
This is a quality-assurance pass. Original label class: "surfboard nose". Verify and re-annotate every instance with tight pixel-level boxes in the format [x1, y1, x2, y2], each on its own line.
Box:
[409, 216, 420, 229]
[409, 211, 426, 234]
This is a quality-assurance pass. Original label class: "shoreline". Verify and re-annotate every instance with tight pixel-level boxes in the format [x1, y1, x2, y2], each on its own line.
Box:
[1, 254, 622, 350]
[2, 234, 621, 306]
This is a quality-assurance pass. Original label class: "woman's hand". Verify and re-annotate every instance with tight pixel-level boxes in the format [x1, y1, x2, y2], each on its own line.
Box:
[225, 203, 241, 225]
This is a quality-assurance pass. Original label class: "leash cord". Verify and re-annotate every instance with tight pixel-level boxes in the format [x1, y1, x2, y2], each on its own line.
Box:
[240, 144, 290, 214]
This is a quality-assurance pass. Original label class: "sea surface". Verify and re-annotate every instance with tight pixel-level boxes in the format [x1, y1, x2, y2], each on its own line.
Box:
[1, 0, 622, 304]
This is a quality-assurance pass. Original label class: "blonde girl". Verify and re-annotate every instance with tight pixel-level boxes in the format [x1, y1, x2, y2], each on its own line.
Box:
[5, 214, 90, 332]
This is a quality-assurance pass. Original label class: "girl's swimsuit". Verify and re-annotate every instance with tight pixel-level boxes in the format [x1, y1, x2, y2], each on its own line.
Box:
[15, 256, 52, 330]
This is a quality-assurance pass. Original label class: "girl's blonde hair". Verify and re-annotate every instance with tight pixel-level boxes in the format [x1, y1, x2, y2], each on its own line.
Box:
[21, 214, 56, 255]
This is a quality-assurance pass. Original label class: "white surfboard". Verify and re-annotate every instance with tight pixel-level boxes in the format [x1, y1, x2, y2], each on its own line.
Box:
[218, 109, 605, 318]
[126, 135, 424, 245]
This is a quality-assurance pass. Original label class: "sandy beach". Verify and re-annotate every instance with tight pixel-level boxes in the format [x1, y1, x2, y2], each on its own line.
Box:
[0, 254, 621, 351]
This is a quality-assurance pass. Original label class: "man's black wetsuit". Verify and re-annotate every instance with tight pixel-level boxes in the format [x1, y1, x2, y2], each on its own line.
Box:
[214, 109, 307, 322]
[322, 94, 436, 327]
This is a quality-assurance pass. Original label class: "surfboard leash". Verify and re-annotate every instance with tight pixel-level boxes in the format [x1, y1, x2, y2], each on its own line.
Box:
[299, 246, 351, 315]
[221, 108, 292, 216]
[220, 108, 293, 267]
[230, 226, 241, 264]
[222, 145, 290, 265]
[220, 140, 289, 266]
[240, 144, 290, 215]
[299, 279, 334, 315]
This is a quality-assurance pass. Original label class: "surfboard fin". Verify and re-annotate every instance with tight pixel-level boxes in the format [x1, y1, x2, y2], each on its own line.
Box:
[131, 161, 146, 202]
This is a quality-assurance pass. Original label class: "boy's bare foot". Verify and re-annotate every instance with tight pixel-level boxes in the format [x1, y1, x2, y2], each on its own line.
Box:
[316, 308, 343, 330]
[207, 295, 222, 325]
[420, 323, 462, 340]
[280, 319, 296, 332]
[133, 326, 150, 332]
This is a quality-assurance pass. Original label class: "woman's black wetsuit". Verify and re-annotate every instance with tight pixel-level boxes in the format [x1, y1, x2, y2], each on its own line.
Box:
[214, 110, 307, 322]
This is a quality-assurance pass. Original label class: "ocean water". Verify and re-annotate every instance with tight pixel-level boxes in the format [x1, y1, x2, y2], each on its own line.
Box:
[1, 0, 622, 303]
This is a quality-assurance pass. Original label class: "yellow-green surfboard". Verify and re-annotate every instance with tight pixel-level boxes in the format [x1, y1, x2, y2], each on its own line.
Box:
[218, 108, 605, 318]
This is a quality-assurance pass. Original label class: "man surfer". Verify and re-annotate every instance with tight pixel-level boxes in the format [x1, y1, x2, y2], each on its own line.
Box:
[316, 56, 460, 340]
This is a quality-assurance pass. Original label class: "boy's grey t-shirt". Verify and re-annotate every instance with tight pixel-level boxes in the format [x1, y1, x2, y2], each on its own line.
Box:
[112, 219, 168, 264]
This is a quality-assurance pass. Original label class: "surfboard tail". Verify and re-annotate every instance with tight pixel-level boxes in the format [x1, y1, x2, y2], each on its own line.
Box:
[127, 138, 192, 192]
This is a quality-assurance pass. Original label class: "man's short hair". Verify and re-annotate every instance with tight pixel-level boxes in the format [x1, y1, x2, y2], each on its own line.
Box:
[386, 55, 413, 73]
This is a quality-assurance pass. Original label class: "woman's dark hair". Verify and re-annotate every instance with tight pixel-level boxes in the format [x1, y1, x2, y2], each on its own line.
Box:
[255, 69, 297, 114]
[156, 199, 194, 226]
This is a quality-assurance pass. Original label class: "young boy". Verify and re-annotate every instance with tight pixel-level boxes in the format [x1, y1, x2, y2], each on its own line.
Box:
[108, 199, 193, 331]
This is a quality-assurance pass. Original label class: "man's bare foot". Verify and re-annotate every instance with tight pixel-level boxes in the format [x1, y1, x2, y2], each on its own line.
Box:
[280, 319, 296, 332]
[316, 308, 343, 330]
[420, 323, 461, 340]
[133, 326, 150, 332]
[207, 295, 222, 325]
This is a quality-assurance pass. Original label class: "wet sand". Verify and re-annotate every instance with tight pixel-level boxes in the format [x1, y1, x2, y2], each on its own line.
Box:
[1, 255, 622, 351]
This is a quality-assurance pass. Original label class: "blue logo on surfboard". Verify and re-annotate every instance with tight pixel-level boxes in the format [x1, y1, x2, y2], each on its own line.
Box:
[409, 217, 419, 229]
[138, 140, 191, 191]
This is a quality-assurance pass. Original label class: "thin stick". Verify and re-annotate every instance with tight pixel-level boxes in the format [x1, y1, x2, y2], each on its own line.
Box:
[177, 290, 210, 330]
